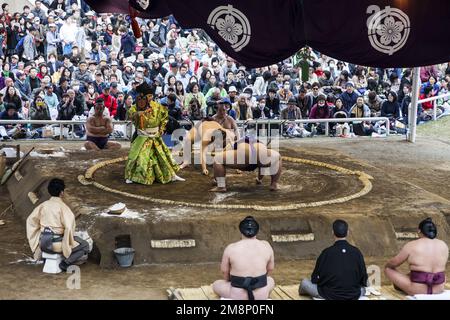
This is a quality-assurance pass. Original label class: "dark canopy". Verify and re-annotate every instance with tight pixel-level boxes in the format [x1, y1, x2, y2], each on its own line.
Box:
[86, 0, 450, 68]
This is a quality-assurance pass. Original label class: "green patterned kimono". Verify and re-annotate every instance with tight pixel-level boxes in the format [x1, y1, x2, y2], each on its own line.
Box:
[125, 100, 179, 185]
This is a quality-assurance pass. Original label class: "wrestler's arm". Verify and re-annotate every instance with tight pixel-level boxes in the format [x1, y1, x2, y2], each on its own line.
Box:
[220, 245, 232, 281]
[104, 117, 114, 135]
[181, 127, 196, 167]
[201, 127, 214, 175]
[200, 140, 210, 175]
[385, 242, 411, 269]
[86, 117, 106, 135]
[230, 117, 240, 141]
[266, 243, 275, 275]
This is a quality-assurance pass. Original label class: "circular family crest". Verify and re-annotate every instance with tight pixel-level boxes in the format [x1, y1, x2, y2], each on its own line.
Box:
[368, 6, 410, 55]
[135, 0, 150, 10]
[207, 5, 251, 52]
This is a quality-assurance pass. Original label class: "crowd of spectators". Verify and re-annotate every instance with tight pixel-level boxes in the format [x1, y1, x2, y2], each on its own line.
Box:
[0, 1, 449, 140]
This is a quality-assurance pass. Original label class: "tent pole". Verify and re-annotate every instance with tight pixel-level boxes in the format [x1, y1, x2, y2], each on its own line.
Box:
[408, 67, 421, 143]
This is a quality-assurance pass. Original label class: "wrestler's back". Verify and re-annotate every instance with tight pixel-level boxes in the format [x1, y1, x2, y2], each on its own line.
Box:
[228, 239, 273, 277]
[227, 239, 274, 300]
[407, 238, 448, 273]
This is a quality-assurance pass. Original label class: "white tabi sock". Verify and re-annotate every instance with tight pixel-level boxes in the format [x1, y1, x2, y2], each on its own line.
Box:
[216, 177, 226, 188]
[172, 174, 186, 182]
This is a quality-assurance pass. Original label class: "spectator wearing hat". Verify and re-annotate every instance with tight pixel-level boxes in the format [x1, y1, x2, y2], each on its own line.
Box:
[110, 60, 123, 84]
[281, 97, 301, 120]
[43, 83, 59, 114]
[160, 93, 182, 120]
[233, 94, 253, 121]
[121, 62, 134, 85]
[349, 107, 379, 137]
[135, 66, 152, 87]
[98, 83, 118, 117]
[365, 91, 383, 117]
[57, 92, 76, 120]
[281, 97, 311, 138]
[213, 96, 234, 119]
[0, 103, 23, 140]
[127, 80, 141, 102]
[9, 54, 20, 71]
[32, 16, 46, 56]
[109, 80, 121, 97]
[227, 86, 238, 104]
[309, 94, 332, 135]
[340, 81, 360, 113]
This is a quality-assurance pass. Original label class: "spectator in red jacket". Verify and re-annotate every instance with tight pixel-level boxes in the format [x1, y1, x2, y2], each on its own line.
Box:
[98, 83, 118, 117]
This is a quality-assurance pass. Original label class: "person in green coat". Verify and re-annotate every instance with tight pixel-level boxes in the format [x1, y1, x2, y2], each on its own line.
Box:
[125, 82, 184, 185]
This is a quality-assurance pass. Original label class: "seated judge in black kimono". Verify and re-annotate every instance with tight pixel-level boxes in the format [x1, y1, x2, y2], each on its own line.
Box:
[299, 220, 368, 300]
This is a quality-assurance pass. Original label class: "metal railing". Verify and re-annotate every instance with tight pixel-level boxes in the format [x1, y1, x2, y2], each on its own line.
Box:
[0, 120, 133, 141]
[407, 91, 450, 143]
[1, 117, 391, 141]
[228, 117, 391, 138]
[416, 92, 450, 121]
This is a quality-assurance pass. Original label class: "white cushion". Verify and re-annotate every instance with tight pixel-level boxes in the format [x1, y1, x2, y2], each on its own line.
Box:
[312, 296, 368, 300]
[42, 253, 63, 274]
[407, 290, 450, 300]
[42, 252, 63, 259]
